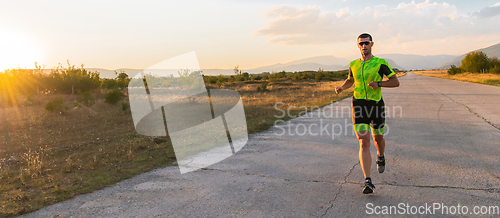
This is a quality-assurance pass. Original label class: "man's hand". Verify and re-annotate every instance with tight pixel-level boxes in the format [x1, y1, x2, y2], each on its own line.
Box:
[368, 81, 380, 89]
[335, 87, 343, 94]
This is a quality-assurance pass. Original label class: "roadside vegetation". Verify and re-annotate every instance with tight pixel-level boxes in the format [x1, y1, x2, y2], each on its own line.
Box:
[414, 51, 500, 87]
[0, 62, 404, 216]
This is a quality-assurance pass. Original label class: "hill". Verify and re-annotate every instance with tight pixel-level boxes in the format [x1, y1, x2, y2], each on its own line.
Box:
[377, 54, 457, 70]
[437, 43, 500, 68]
[248, 55, 350, 73]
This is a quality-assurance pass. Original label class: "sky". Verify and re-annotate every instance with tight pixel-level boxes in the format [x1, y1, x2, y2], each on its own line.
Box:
[1, 0, 500, 71]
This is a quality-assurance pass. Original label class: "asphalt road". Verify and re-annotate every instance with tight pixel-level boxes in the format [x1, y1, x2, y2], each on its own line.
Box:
[23, 72, 500, 217]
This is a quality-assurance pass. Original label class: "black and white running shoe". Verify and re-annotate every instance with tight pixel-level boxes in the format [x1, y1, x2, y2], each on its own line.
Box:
[376, 156, 385, 173]
[363, 179, 375, 194]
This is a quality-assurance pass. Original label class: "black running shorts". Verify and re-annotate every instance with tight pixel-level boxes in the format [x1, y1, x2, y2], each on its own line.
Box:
[351, 98, 385, 135]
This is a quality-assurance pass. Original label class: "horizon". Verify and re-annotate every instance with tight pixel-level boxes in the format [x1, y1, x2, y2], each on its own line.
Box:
[1, 1, 500, 72]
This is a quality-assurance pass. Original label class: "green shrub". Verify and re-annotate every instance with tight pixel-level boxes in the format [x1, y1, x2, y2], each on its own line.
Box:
[242, 72, 250, 80]
[105, 89, 124, 104]
[26, 93, 35, 106]
[121, 102, 130, 111]
[45, 96, 67, 112]
[293, 74, 301, 80]
[257, 81, 268, 92]
[484, 79, 500, 86]
[76, 91, 95, 107]
[490, 65, 500, 74]
[207, 77, 217, 84]
[316, 72, 323, 82]
[448, 65, 464, 75]
[102, 79, 116, 89]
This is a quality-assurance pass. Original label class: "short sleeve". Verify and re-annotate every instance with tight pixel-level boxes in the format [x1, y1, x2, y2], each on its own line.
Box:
[379, 64, 395, 78]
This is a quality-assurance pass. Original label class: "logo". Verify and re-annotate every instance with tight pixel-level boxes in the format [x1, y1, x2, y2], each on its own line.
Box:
[128, 52, 248, 174]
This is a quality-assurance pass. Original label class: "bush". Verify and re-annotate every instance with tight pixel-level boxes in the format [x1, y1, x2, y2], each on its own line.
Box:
[105, 89, 124, 104]
[102, 79, 116, 89]
[491, 65, 500, 74]
[293, 74, 302, 80]
[256, 81, 268, 92]
[448, 65, 464, 75]
[26, 93, 35, 106]
[121, 102, 130, 111]
[45, 96, 67, 112]
[207, 77, 217, 84]
[242, 72, 250, 80]
[316, 72, 323, 82]
[76, 91, 95, 107]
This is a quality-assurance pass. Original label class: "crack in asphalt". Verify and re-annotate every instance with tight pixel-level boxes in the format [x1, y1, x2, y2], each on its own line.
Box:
[199, 167, 340, 184]
[319, 162, 359, 218]
[438, 93, 500, 131]
[344, 181, 500, 193]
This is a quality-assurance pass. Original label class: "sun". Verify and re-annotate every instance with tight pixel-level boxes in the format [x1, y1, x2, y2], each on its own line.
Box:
[0, 29, 41, 72]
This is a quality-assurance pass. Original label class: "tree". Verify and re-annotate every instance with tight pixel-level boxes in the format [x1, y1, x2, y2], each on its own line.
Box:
[242, 72, 250, 80]
[278, 71, 286, 78]
[115, 71, 130, 89]
[489, 56, 500, 74]
[47, 61, 101, 94]
[234, 65, 242, 76]
[461, 51, 490, 73]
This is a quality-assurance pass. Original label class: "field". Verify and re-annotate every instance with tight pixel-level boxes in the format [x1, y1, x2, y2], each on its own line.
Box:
[0, 77, 357, 216]
[413, 70, 500, 87]
[0, 70, 408, 216]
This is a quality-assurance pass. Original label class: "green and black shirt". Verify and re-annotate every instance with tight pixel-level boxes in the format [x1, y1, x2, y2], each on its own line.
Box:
[349, 57, 395, 101]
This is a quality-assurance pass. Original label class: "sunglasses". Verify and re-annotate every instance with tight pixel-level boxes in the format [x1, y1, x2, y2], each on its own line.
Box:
[358, 41, 372, 46]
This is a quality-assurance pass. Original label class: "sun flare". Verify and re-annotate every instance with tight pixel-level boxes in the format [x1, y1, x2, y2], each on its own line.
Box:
[0, 29, 41, 72]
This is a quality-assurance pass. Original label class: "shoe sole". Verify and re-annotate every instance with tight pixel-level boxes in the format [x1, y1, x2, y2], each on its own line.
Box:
[378, 165, 385, 173]
[363, 186, 374, 194]
[377, 159, 385, 173]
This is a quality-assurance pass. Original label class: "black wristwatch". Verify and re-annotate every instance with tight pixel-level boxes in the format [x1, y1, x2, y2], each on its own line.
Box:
[378, 81, 382, 87]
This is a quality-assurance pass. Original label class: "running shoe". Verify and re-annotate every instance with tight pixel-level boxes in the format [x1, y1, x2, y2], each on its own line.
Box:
[363, 179, 375, 194]
[376, 156, 385, 173]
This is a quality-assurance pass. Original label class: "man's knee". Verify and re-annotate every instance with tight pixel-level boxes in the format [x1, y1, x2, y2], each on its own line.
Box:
[373, 134, 384, 143]
[357, 131, 370, 149]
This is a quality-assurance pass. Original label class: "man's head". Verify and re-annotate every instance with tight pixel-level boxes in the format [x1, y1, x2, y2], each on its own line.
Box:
[357, 33, 373, 57]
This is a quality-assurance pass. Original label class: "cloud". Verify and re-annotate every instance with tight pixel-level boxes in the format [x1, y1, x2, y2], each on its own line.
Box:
[254, 1, 499, 46]
[472, 2, 500, 19]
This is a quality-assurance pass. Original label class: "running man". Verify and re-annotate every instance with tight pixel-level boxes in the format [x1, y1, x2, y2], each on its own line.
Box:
[335, 33, 400, 194]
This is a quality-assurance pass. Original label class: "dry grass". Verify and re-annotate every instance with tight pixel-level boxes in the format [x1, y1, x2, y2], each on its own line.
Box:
[0, 73, 407, 216]
[414, 70, 500, 87]
[211, 79, 354, 134]
[0, 92, 176, 216]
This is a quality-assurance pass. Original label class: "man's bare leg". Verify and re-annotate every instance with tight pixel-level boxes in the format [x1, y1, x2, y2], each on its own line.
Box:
[373, 134, 385, 158]
[373, 134, 386, 173]
[356, 130, 371, 179]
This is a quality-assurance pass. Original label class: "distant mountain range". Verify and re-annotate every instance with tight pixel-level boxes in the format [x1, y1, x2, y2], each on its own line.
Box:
[247, 55, 349, 73]
[377, 54, 457, 70]
[436, 42, 500, 68]
[247, 55, 406, 73]
[41, 42, 499, 78]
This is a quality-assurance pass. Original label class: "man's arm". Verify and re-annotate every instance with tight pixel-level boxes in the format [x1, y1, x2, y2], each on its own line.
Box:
[368, 74, 399, 89]
[335, 68, 354, 94]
